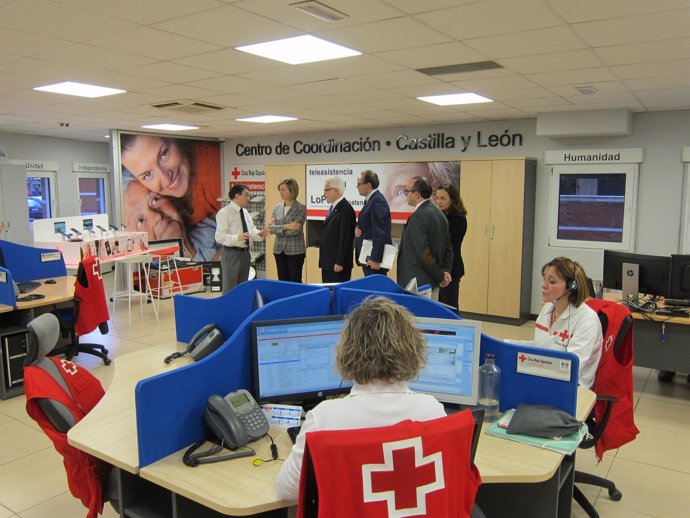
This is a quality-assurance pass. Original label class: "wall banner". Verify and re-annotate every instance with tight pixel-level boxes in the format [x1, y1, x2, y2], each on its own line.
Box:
[306, 161, 459, 224]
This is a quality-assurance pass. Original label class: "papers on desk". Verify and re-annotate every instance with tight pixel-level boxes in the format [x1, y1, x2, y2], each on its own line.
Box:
[486, 409, 587, 455]
[260, 403, 302, 428]
[358, 240, 397, 269]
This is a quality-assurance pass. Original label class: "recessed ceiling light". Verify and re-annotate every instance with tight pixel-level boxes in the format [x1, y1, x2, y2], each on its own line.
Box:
[236, 115, 298, 123]
[291, 1, 348, 22]
[141, 124, 199, 131]
[417, 93, 493, 106]
[34, 81, 126, 98]
[236, 35, 360, 65]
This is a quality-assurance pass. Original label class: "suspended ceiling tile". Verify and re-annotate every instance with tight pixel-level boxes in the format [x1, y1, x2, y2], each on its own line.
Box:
[465, 26, 585, 59]
[416, 0, 563, 40]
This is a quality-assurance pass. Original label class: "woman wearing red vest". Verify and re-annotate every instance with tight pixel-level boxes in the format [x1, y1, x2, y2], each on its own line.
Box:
[276, 297, 447, 501]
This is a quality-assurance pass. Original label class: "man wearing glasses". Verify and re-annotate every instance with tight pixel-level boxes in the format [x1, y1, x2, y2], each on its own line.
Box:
[354, 170, 392, 276]
[397, 176, 453, 300]
[319, 177, 356, 283]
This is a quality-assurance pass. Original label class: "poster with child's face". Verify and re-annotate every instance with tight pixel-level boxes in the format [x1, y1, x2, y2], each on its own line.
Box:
[118, 132, 222, 262]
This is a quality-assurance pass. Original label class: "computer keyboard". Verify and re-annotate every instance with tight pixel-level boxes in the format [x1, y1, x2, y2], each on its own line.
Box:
[663, 298, 690, 307]
[16, 280, 41, 294]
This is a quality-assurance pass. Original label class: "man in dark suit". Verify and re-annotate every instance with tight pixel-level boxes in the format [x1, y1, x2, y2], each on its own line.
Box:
[319, 177, 356, 283]
[397, 176, 453, 300]
[354, 170, 392, 276]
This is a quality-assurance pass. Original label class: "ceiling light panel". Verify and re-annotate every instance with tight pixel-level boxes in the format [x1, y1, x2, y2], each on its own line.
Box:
[141, 124, 199, 131]
[417, 93, 493, 106]
[236, 115, 297, 123]
[236, 35, 361, 64]
[33, 81, 126, 98]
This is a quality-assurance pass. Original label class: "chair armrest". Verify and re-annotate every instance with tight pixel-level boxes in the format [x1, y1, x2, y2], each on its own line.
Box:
[579, 395, 618, 449]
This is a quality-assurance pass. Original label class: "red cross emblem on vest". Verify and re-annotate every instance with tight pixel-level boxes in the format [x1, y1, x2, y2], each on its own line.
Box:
[558, 329, 569, 341]
[60, 359, 78, 376]
[91, 258, 102, 279]
[362, 436, 444, 517]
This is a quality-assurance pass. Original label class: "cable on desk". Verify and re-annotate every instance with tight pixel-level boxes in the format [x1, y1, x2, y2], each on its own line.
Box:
[183, 433, 256, 467]
[252, 433, 281, 466]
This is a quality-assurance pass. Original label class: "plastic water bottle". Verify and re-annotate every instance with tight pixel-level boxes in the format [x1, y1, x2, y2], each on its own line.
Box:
[478, 353, 501, 422]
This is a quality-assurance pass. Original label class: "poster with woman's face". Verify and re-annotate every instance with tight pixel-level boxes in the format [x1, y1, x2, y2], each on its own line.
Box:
[118, 132, 222, 262]
[305, 161, 460, 223]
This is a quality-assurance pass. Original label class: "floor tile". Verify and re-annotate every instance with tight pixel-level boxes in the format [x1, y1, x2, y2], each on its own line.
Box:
[616, 424, 690, 474]
[0, 421, 52, 465]
[605, 457, 690, 518]
[634, 396, 690, 435]
[17, 491, 119, 518]
[0, 448, 67, 513]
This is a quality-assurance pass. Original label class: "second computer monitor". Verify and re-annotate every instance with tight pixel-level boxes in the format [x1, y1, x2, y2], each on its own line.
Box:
[603, 250, 671, 298]
[410, 317, 481, 407]
[670, 254, 690, 299]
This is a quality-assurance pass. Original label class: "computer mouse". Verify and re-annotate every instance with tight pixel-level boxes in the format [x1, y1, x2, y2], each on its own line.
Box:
[45, 279, 56, 284]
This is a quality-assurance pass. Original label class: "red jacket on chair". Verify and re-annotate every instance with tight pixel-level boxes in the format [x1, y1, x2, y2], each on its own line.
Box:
[586, 299, 640, 460]
[298, 410, 481, 518]
[74, 256, 109, 336]
[24, 357, 107, 518]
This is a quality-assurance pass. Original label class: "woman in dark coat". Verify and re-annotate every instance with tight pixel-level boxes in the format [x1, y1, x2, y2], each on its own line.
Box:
[434, 183, 467, 310]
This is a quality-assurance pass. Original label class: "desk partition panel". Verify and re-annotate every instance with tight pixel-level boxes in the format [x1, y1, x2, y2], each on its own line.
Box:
[174, 279, 325, 342]
[480, 334, 579, 416]
[136, 287, 330, 468]
[335, 287, 459, 318]
[0, 240, 66, 282]
[0, 267, 16, 308]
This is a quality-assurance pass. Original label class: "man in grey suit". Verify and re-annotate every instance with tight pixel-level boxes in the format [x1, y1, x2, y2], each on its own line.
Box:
[397, 176, 453, 300]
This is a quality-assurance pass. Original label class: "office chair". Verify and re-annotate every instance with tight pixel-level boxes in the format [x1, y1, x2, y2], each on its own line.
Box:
[574, 300, 640, 518]
[297, 409, 485, 518]
[52, 257, 111, 366]
[23, 313, 116, 518]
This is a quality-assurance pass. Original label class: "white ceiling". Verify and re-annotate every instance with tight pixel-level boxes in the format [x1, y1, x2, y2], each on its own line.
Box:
[1, 0, 689, 142]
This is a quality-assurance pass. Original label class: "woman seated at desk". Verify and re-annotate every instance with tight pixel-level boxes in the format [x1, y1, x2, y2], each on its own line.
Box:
[507, 256, 603, 388]
[275, 296, 446, 500]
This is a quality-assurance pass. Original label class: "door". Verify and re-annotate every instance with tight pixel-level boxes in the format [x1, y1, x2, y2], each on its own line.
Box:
[487, 160, 525, 318]
[459, 161, 492, 314]
[26, 171, 57, 227]
[75, 173, 111, 216]
[0, 164, 32, 245]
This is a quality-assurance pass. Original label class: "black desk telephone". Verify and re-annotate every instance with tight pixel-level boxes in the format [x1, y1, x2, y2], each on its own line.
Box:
[184, 389, 270, 467]
[164, 323, 225, 364]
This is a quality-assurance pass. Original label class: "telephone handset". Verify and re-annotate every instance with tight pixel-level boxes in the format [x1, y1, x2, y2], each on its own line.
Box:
[164, 323, 225, 364]
[183, 389, 270, 467]
[205, 390, 269, 448]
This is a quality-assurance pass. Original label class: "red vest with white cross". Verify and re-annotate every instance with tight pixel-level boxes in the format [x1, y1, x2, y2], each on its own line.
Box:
[298, 410, 481, 518]
[74, 255, 109, 336]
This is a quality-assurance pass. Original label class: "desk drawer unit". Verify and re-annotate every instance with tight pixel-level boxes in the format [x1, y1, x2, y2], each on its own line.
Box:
[1, 327, 29, 399]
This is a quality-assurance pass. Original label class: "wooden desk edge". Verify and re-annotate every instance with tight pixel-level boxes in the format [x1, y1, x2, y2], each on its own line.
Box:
[14, 275, 75, 310]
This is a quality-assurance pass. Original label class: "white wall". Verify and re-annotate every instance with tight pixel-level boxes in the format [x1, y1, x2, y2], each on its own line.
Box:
[224, 110, 690, 314]
[0, 132, 110, 219]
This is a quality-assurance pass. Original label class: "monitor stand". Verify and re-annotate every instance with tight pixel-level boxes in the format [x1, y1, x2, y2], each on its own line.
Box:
[622, 262, 639, 302]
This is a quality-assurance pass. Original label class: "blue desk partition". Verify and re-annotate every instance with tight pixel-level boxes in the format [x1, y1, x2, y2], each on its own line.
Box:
[174, 279, 325, 342]
[0, 240, 66, 282]
[480, 334, 580, 416]
[0, 267, 16, 308]
[135, 286, 330, 468]
[335, 287, 459, 318]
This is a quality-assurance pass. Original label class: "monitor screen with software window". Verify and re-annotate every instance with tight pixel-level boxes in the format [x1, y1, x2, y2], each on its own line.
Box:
[252, 314, 481, 407]
[252, 315, 351, 406]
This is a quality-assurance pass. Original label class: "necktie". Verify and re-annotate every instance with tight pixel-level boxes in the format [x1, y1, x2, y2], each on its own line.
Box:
[240, 209, 249, 233]
[327, 205, 333, 216]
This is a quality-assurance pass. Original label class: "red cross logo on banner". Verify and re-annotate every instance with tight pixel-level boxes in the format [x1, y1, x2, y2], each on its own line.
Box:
[231, 167, 241, 179]
[558, 329, 569, 341]
[60, 359, 78, 376]
[362, 437, 444, 518]
[91, 258, 102, 279]
[519, 354, 527, 362]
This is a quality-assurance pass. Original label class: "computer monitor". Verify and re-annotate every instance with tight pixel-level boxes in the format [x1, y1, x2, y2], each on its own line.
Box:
[602, 250, 671, 298]
[670, 254, 690, 299]
[409, 317, 481, 406]
[251, 315, 352, 406]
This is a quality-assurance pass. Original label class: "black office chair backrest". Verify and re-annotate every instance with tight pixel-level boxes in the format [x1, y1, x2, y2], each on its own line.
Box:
[25, 313, 77, 432]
